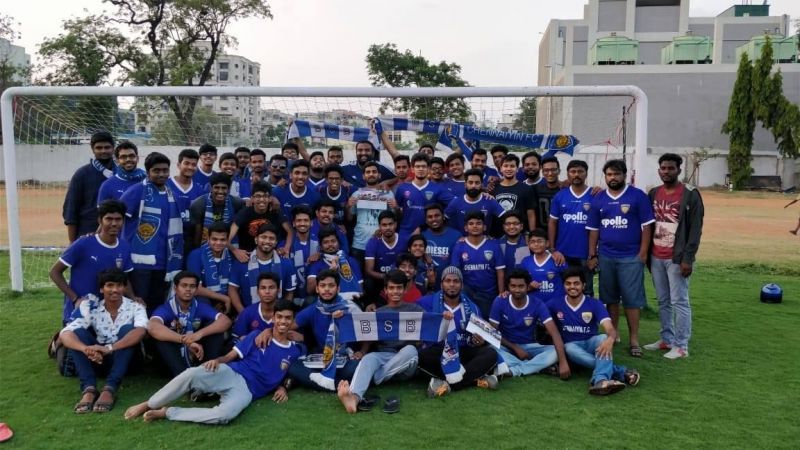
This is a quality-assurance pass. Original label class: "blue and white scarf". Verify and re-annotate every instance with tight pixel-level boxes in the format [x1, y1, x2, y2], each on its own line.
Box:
[115, 166, 147, 182]
[203, 192, 235, 242]
[91, 158, 116, 179]
[426, 291, 478, 384]
[167, 290, 199, 366]
[286, 120, 380, 150]
[246, 251, 283, 306]
[131, 180, 184, 281]
[335, 311, 450, 343]
[200, 243, 231, 294]
[311, 295, 356, 391]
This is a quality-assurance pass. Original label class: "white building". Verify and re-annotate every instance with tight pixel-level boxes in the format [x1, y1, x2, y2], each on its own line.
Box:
[0, 37, 31, 84]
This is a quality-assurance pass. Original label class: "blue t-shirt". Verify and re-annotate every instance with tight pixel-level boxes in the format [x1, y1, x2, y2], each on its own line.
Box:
[151, 300, 221, 333]
[232, 303, 274, 338]
[97, 175, 139, 204]
[307, 256, 363, 295]
[489, 293, 552, 345]
[549, 187, 595, 259]
[519, 253, 567, 304]
[586, 185, 656, 258]
[58, 235, 134, 323]
[295, 301, 360, 352]
[278, 237, 318, 295]
[395, 181, 455, 234]
[445, 195, 506, 235]
[309, 221, 349, 253]
[365, 234, 409, 275]
[482, 166, 500, 183]
[229, 331, 303, 399]
[498, 237, 530, 272]
[441, 178, 466, 198]
[120, 183, 170, 269]
[273, 185, 321, 220]
[186, 247, 232, 298]
[167, 177, 206, 224]
[341, 161, 395, 188]
[450, 238, 505, 296]
[317, 185, 352, 226]
[422, 227, 463, 287]
[192, 168, 215, 193]
[547, 295, 610, 343]
[229, 256, 297, 306]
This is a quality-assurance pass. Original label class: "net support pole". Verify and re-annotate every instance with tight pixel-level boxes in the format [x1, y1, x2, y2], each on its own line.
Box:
[0, 85, 647, 292]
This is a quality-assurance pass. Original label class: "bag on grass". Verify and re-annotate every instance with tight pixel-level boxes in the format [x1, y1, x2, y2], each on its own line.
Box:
[48, 331, 76, 377]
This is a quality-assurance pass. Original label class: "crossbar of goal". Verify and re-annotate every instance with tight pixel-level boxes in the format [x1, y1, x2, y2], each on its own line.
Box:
[1, 85, 648, 292]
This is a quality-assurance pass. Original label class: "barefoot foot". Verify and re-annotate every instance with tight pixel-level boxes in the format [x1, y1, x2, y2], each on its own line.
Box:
[143, 407, 167, 422]
[124, 402, 150, 420]
[337, 380, 359, 414]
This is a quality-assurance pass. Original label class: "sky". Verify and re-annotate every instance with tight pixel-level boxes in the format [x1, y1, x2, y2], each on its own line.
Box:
[4, 0, 799, 87]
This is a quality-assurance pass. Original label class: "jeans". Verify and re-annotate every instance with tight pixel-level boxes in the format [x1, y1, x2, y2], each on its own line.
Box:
[497, 342, 557, 377]
[418, 344, 497, 390]
[598, 255, 646, 308]
[154, 332, 226, 378]
[147, 365, 252, 425]
[69, 324, 137, 392]
[650, 257, 692, 350]
[349, 345, 419, 399]
[564, 256, 595, 297]
[287, 358, 359, 392]
[564, 335, 627, 385]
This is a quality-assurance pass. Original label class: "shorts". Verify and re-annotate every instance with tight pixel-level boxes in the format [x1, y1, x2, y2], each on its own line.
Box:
[598, 255, 646, 308]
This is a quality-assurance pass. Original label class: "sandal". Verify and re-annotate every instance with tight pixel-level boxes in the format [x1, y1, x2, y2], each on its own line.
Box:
[357, 393, 380, 412]
[93, 387, 116, 413]
[624, 369, 640, 386]
[589, 379, 625, 396]
[74, 388, 98, 414]
[382, 396, 400, 414]
[629, 345, 643, 358]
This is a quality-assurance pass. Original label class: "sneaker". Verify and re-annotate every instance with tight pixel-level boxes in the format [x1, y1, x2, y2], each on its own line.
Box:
[643, 340, 671, 351]
[426, 378, 451, 398]
[476, 375, 499, 390]
[664, 347, 689, 359]
[623, 369, 640, 386]
[589, 379, 626, 396]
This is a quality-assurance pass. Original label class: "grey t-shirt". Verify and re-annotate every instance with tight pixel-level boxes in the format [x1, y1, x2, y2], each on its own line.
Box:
[376, 302, 424, 352]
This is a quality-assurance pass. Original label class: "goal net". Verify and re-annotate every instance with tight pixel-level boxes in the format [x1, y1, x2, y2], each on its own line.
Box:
[0, 87, 641, 291]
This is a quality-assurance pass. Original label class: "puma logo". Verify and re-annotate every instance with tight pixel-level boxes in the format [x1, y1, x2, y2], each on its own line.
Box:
[90, 256, 98, 262]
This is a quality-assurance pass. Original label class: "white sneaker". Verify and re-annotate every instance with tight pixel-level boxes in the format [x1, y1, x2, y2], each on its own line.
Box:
[663, 347, 688, 359]
[643, 340, 671, 351]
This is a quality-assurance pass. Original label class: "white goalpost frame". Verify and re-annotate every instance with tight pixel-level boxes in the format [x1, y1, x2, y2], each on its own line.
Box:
[1, 85, 648, 292]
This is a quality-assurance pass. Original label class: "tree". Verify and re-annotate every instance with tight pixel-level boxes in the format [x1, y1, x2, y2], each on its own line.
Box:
[721, 52, 755, 190]
[366, 43, 472, 124]
[37, 0, 272, 144]
[0, 14, 26, 94]
[150, 105, 241, 146]
[512, 98, 537, 133]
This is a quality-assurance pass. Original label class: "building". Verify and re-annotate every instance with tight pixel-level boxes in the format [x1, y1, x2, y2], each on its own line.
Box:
[0, 37, 31, 85]
[538, 0, 799, 188]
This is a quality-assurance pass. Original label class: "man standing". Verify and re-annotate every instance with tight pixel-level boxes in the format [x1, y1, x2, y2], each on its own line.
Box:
[63, 131, 116, 242]
[327, 146, 344, 166]
[395, 154, 454, 235]
[308, 151, 327, 188]
[347, 162, 398, 260]
[469, 149, 496, 186]
[445, 169, 506, 236]
[318, 165, 351, 228]
[229, 181, 290, 259]
[421, 203, 462, 289]
[273, 159, 321, 220]
[193, 144, 218, 192]
[265, 154, 289, 189]
[167, 149, 204, 250]
[280, 206, 317, 301]
[249, 149, 267, 184]
[443, 153, 466, 197]
[534, 156, 563, 233]
[189, 173, 244, 248]
[364, 211, 408, 309]
[520, 151, 544, 186]
[644, 153, 704, 359]
[490, 154, 538, 233]
[307, 228, 364, 302]
[310, 199, 349, 251]
[97, 141, 146, 203]
[341, 140, 396, 188]
[186, 223, 234, 311]
[586, 159, 655, 358]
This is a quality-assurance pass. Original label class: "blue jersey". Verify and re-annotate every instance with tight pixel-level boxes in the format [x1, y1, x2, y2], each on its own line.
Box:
[423, 227, 463, 286]
[586, 185, 655, 258]
[295, 301, 361, 352]
[278, 237, 318, 295]
[309, 220, 349, 253]
[441, 178, 466, 198]
[395, 181, 455, 234]
[498, 237, 530, 272]
[273, 185, 321, 220]
[549, 186, 595, 259]
[152, 300, 221, 333]
[167, 177, 206, 224]
[232, 303, 273, 338]
[97, 175, 139, 204]
[445, 195, 506, 235]
[120, 183, 170, 269]
[229, 332, 303, 399]
[186, 247, 232, 299]
[482, 166, 500, 183]
[230, 257, 297, 306]
[192, 168, 215, 193]
[58, 235, 134, 323]
[317, 185, 351, 226]
[519, 253, 567, 303]
[450, 238, 505, 297]
[547, 295, 610, 343]
[365, 234, 409, 275]
[341, 161, 395, 188]
[308, 256, 363, 295]
[489, 293, 552, 345]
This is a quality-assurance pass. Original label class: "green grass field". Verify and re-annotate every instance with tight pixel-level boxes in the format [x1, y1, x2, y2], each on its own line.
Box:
[1, 258, 798, 449]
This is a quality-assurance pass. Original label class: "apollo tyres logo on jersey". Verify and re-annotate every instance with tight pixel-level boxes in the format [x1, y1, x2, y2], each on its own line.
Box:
[562, 211, 588, 223]
[539, 279, 555, 292]
[601, 216, 629, 229]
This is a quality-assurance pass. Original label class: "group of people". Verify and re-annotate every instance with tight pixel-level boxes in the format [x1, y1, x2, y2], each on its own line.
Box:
[54, 129, 704, 423]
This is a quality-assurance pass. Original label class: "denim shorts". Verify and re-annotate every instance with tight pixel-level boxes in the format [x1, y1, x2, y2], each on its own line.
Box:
[598, 255, 646, 308]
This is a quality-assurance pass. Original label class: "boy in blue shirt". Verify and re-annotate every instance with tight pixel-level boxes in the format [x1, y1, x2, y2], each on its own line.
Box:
[232, 273, 280, 340]
[395, 153, 454, 235]
[421, 203, 462, 290]
[97, 141, 146, 203]
[273, 159, 321, 220]
[124, 299, 304, 425]
[364, 210, 408, 310]
[445, 168, 506, 236]
[186, 222, 234, 310]
[519, 229, 567, 304]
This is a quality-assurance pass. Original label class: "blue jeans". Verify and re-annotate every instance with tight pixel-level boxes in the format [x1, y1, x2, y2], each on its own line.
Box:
[497, 342, 557, 377]
[650, 257, 692, 350]
[564, 335, 627, 385]
[349, 345, 419, 399]
[69, 324, 137, 392]
[598, 255, 646, 308]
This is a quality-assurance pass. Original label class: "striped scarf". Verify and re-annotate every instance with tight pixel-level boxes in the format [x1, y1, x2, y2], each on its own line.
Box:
[246, 251, 283, 307]
[130, 180, 184, 281]
[200, 243, 231, 294]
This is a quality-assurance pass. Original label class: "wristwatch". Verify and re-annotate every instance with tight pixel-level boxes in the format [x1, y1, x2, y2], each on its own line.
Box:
[105, 344, 114, 353]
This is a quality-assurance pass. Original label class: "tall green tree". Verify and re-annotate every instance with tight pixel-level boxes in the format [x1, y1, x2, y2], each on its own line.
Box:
[512, 97, 537, 133]
[0, 14, 26, 95]
[150, 105, 241, 146]
[37, 0, 272, 145]
[721, 52, 755, 190]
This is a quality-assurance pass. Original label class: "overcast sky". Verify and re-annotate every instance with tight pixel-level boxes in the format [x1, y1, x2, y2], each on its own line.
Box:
[4, 0, 799, 87]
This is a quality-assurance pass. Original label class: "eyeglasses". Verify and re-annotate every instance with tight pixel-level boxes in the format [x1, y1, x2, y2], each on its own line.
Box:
[117, 154, 137, 160]
[251, 193, 269, 199]
[271, 164, 287, 170]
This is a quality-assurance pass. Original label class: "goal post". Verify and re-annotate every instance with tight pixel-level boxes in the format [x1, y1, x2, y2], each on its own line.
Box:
[1, 85, 648, 292]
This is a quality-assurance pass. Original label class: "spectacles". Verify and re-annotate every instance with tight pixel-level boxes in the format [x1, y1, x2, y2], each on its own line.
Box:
[271, 164, 286, 170]
[117, 154, 137, 160]
[251, 194, 269, 199]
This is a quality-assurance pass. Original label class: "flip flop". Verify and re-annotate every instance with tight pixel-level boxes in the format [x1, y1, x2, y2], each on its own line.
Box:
[382, 395, 400, 414]
[629, 345, 643, 358]
[0, 423, 13, 443]
[357, 393, 380, 412]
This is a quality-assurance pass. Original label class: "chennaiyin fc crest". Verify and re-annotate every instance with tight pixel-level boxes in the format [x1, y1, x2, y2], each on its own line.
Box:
[484, 250, 494, 261]
[424, 191, 434, 201]
[583, 202, 591, 211]
[582, 312, 593, 324]
[524, 316, 534, 326]
[621, 204, 631, 214]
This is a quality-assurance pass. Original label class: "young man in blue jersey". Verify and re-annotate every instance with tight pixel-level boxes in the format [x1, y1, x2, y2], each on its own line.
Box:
[443, 153, 467, 197]
[97, 141, 146, 204]
[228, 224, 296, 313]
[365, 210, 408, 311]
[273, 159, 321, 223]
[218, 152, 249, 200]
[51, 200, 137, 325]
[337, 270, 423, 414]
[422, 203, 462, 290]
[280, 206, 318, 304]
[520, 229, 567, 304]
[490, 269, 569, 378]
[148, 271, 232, 378]
[307, 228, 363, 303]
[586, 159, 655, 357]
[125, 299, 303, 424]
[470, 149, 498, 187]
[232, 273, 280, 340]
[310, 199, 349, 252]
[548, 159, 596, 296]
[318, 164, 351, 228]
[167, 149, 203, 255]
[193, 143, 217, 193]
[341, 140, 396, 188]
[548, 268, 640, 395]
[395, 153, 455, 235]
[189, 172, 245, 249]
[449, 211, 505, 317]
[265, 154, 289, 189]
[445, 168, 506, 236]
[498, 211, 531, 272]
[121, 152, 184, 313]
[307, 151, 327, 188]
[186, 223, 233, 311]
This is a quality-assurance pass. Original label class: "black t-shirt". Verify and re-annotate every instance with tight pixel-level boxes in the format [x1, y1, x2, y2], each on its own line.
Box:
[232, 206, 287, 251]
[534, 183, 562, 232]
[490, 181, 538, 236]
[189, 196, 245, 227]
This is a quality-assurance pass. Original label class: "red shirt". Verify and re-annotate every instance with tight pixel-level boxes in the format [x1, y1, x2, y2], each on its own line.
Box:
[652, 184, 684, 259]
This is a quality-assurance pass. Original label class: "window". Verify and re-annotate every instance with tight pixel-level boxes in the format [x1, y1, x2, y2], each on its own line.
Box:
[219, 72, 228, 81]
[218, 62, 229, 70]
[234, 63, 239, 68]
[220, 106, 229, 111]
[234, 75, 239, 80]
[248, 66, 253, 74]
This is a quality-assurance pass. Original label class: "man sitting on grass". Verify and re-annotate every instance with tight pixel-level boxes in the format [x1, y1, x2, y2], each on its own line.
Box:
[60, 269, 148, 414]
[547, 267, 640, 396]
[124, 300, 304, 425]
